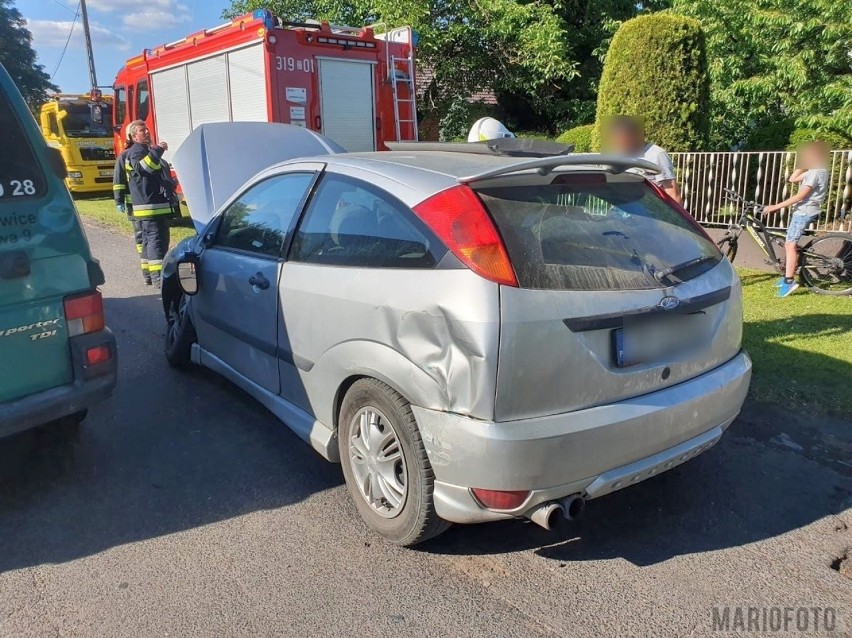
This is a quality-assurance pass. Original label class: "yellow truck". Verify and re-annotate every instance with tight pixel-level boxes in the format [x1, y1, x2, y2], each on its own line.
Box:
[39, 94, 116, 194]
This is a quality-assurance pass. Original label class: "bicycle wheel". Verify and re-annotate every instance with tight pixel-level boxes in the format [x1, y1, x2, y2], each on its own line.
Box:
[799, 233, 852, 295]
[716, 237, 738, 263]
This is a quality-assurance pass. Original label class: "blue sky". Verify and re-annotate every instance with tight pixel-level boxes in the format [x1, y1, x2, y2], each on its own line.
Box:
[18, 0, 234, 93]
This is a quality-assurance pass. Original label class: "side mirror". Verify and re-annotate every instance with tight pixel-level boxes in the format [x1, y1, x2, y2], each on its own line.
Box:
[177, 252, 200, 296]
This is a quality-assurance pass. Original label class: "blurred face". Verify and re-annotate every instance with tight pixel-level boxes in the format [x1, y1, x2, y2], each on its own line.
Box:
[608, 128, 640, 154]
[130, 122, 151, 145]
[602, 121, 644, 155]
[798, 143, 828, 169]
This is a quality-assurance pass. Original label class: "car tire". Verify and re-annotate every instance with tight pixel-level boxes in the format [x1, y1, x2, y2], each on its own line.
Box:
[338, 378, 450, 546]
[164, 280, 196, 368]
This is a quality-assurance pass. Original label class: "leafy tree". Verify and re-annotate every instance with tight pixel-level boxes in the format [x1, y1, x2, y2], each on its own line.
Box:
[787, 128, 851, 151]
[498, 0, 671, 132]
[595, 14, 710, 151]
[437, 98, 496, 142]
[226, 0, 575, 120]
[0, 0, 57, 110]
[673, 0, 852, 149]
[226, 0, 370, 26]
[745, 118, 796, 151]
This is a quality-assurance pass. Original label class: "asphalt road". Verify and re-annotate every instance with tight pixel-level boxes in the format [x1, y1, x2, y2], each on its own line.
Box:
[1, 223, 851, 638]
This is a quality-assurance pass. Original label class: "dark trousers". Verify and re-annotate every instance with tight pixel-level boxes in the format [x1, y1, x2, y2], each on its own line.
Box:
[140, 217, 170, 285]
[130, 218, 150, 282]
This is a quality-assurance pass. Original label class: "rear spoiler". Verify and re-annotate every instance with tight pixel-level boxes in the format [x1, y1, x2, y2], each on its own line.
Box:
[457, 154, 662, 184]
[387, 139, 574, 158]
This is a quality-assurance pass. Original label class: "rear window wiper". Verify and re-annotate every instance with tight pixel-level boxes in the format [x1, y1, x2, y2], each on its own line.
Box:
[654, 255, 717, 282]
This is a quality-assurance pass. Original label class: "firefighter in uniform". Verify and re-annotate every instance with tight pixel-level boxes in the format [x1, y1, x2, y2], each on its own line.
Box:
[113, 133, 149, 284]
[116, 120, 174, 287]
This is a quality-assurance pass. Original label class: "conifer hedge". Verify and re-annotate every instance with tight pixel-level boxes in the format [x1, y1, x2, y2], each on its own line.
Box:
[595, 14, 710, 152]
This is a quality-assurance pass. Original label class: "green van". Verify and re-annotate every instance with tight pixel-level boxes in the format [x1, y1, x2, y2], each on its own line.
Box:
[0, 64, 116, 439]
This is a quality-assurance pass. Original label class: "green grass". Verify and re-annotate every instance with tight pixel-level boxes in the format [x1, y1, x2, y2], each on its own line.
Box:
[739, 268, 852, 417]
[74, 196, 197, 243]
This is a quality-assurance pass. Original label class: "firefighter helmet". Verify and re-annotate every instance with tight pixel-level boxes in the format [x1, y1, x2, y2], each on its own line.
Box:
[467, 117, 515, 143]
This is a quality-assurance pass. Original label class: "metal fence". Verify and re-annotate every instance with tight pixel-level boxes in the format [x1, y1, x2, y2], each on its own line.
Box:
[669, 150, 852, 231]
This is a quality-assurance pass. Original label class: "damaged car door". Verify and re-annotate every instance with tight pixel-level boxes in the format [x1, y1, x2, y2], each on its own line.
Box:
[277, 172, 451, 414]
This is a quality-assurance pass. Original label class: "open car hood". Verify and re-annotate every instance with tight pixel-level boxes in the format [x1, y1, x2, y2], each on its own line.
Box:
[172, 122, 344, 233]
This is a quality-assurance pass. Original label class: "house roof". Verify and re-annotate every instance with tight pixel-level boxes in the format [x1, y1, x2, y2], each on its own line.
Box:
[415, 66, 498, 105]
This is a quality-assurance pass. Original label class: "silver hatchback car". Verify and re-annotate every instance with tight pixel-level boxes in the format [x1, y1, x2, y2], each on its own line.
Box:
[163, 123, 751, 545]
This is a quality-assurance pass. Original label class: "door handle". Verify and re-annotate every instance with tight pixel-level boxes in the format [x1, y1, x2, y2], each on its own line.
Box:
[248, 272, 270, 290]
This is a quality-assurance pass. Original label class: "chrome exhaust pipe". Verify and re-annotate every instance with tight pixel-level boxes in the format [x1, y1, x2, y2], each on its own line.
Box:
[561, 494, 585, 521]
[528, 502, 564, 531]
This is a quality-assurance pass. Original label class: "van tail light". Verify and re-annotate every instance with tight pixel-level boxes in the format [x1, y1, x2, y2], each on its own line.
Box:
[64, 291, 105, 337]
[471, 488, 530, 511]
[86, 345, 111, 366]
[412, 185, 518, 287]
[648, 179, 714, 243]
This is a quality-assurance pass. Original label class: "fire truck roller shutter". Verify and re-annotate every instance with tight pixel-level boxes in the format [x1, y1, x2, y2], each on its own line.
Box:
[227, 44, 267, 122]
[150, 66, 191, 162]
[187, 55, 230, 127]
[318, 59, 376, 152]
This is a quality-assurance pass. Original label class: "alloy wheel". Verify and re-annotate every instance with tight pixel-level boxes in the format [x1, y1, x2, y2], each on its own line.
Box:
[348, 407, 408, 518]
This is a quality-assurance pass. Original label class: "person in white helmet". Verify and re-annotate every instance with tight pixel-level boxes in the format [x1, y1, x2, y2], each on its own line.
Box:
[467, 117, 515, 143]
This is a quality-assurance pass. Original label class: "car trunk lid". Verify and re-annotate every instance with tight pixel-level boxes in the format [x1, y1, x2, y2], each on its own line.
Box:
[471, 171, 743, 421]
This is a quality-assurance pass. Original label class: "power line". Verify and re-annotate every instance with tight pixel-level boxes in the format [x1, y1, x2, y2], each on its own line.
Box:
[50, 0, 76, 14]
[51, 1, 81, 80]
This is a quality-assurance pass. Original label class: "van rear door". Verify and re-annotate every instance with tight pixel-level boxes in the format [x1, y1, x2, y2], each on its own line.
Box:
[0, 76, 94, 404]
[474, 171, 743, 422]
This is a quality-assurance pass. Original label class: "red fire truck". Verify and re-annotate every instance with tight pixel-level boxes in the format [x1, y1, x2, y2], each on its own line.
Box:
[112, 9, 418, 160]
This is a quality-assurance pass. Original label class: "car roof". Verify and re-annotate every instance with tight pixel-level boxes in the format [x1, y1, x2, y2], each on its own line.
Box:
[330, 150, 532, 179]
[273, 151, 661, 203]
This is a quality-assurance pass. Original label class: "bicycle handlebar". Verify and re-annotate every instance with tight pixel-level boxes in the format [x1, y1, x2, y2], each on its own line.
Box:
[723, 188, 765, 216]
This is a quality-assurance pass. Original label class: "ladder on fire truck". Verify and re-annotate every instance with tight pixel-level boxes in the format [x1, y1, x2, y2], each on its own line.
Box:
[375, 25, 418, 142]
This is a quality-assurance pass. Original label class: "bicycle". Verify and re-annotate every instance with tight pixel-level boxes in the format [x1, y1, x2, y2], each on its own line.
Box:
[715, 188, 852, 296]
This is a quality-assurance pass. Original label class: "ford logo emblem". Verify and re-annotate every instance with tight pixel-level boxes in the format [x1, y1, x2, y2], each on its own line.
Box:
[659, 296, 680, 311]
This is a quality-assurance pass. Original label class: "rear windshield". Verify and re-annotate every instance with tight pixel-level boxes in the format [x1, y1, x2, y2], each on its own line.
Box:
[477, 177, 721, 291]
[0, 90, 46, 202]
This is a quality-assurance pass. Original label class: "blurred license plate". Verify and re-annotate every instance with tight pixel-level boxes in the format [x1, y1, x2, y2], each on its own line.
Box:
[615, 313, 705, 368]
[99, 170, 112, 177]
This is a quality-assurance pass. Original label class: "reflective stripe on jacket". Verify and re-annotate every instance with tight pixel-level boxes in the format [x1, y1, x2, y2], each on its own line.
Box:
[112, 149, 129, 205]
[125, 142, 172, 217]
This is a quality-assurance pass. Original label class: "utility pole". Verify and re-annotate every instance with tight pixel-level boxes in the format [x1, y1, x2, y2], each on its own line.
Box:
[79, 0, 98, 92]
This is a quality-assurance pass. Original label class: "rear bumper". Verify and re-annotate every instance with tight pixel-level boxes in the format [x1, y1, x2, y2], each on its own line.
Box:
[412, 351, 752, 524]
[0, 329, 117, 438]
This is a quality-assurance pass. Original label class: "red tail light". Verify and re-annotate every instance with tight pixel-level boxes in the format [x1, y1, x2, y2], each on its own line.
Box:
[86, 345, 111, 366]
[413, 185, 518, 287]
[64, 291, 105, 336]
[471, 488, 530, 510]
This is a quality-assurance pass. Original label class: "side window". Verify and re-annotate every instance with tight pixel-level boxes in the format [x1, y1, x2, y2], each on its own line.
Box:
[0, 88, 46, 200]
[290, 175, 444, 268]
[115, 86, 126, 126]
[215, 172, 314, 257]
[136, 80, 149, 122]
[47, 113, 60, 137]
